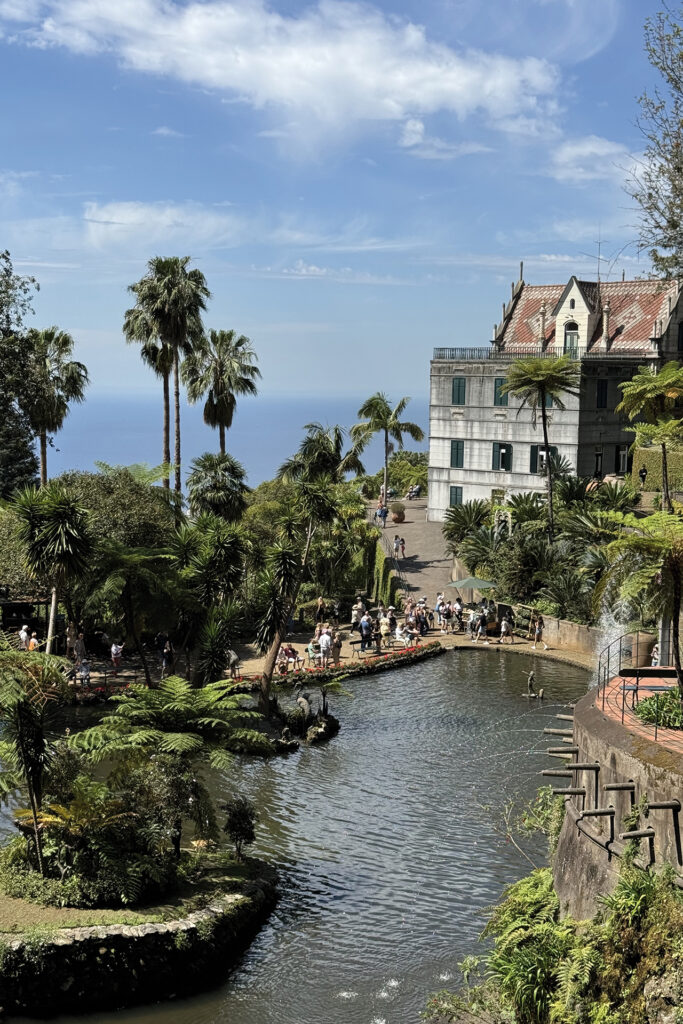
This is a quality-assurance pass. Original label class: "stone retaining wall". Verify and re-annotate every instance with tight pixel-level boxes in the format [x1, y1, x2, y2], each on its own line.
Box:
[0, 872, 277, 1017]
[552, 691, 683, 919]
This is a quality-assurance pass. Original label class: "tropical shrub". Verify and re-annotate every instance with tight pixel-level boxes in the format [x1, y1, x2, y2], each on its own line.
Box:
[633, 689, 682, 729]
[443, 499, 490, 547]
[222, 796, 258, 861]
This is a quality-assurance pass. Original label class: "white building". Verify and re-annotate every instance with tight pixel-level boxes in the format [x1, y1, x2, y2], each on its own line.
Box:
[428, 270, 683, 521]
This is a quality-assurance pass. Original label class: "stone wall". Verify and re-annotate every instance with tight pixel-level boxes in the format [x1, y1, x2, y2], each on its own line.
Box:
[552, 692, 683, 919]
[509, 604, 606, 659]
[0, 873, 277, 1017]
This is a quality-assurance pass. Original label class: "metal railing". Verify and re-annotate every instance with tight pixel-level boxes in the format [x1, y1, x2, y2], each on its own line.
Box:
[432, 346, 655, 362]
[596, 630, 664, 707]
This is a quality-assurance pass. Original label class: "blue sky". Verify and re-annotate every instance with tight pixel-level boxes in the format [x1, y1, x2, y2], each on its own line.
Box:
[0, 0, 662, 405]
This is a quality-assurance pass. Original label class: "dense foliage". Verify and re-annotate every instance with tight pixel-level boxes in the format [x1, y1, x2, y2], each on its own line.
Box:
[425, 864, 683, 1024]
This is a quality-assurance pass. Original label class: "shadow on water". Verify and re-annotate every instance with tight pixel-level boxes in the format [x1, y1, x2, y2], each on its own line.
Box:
[20, 649, 590, 1024]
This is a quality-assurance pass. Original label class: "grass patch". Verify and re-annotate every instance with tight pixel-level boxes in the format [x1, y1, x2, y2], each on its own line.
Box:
[0, 857, 262, 934]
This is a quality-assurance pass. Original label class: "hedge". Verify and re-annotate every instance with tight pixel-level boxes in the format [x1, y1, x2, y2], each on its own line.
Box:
[630, 447, 683, 492]
[372, 540, 401, 608]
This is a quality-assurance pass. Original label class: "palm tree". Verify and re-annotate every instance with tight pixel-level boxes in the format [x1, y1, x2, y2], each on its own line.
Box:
[616, 361, 683, 514]
[121, 316, 174, 488]
[23, 327, 88, 486]
[351, 394, 424, 503]
[186, 452, 249, 521]
[125, 257, 210, 496]
[279, 422, 365, 483]
[182, 329, 260, 455]
[12, 486, 92, 654]
[501, 355, 581, 541]
[602, 510, 683, 695]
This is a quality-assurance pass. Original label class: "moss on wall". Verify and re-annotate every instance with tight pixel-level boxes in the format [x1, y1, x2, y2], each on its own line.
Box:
[0, 863, 277, 1017]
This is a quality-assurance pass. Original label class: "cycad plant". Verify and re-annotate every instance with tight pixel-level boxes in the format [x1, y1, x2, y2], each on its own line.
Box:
[442, 499, 490, 550]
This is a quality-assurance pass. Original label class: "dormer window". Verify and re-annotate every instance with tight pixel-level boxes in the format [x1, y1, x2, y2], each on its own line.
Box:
[564, 321, 579, 357]
[569, 299, 575, 310]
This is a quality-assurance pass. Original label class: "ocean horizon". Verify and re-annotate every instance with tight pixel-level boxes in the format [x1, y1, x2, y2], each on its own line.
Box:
[47, 393, 430, 488]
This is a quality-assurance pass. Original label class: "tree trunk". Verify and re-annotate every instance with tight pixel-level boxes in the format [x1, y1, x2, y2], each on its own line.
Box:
[27, 784, 45, 876]
[173, 348, 181, 496]
[383, 429, 389, 510]
[540, 397, 554, 541]
[672, 561, 683, 699]
[219, 422, 226, 456]
[45, 586, 58, 654]
[162, 370, 171, 490]
[661, 442, 673, 513]
[259, 520, 314, 716]
[123, 584, 152, 687]
[39, 430, 47, 487]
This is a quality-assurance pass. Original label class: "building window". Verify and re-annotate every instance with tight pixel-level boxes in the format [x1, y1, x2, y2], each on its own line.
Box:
[597, 379, 608, 409]
[493, 378, 508, 406]
[530, 444, 558, 473]
[451, 377, 466, 405]
[594, 446, 603, 478]
[616, 444, 629, 476]
[450, 439, 464, 468]
[678, 322, 683, 352]
[492, 442, 513, 472]
[564, 321, 579, 357]
[545, 393, 553, 408]
[449, 486, 463, 506]
[569, 298, 575, 310]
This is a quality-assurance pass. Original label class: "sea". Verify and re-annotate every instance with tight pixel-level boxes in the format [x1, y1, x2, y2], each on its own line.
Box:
[48, 393, 430, 487]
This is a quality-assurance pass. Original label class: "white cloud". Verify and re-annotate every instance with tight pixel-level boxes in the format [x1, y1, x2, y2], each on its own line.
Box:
[151, 125, 185, 137]
[398, 118, 491, 161]
[549, 134, 634, 184]
[0, 169, 38, 197]
[1, 0, 560, 142]
[82, 200, 245, 250]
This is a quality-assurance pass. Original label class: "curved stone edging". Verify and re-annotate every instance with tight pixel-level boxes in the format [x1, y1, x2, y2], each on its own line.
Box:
[0, 869, 277, 1017]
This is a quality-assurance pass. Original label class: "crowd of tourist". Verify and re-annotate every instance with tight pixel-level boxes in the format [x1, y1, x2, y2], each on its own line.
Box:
[269, 588, 549, 675]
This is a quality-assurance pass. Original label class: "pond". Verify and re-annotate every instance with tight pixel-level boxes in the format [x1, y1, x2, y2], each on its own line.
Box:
[23, 649, 590, 1024]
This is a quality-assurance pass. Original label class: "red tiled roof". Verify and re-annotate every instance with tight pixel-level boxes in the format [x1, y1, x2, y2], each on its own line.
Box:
[500, 278, 680, 354]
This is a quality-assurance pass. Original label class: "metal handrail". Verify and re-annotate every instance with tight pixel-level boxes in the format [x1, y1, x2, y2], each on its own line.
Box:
[596, 630, 663, 710]
[432, 346, 655, 362]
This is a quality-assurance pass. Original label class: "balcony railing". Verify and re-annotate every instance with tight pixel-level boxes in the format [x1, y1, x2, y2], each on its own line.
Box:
[432, 346, 655, 361]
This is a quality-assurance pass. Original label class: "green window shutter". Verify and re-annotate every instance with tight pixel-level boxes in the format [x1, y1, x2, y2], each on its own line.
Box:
[530, 445, 538, 474]
[492, 442, 500, 470]
[494, 378, 508, 406]
[450, 439, 464, 468]
[502, 444, 513, 471]
[449, 486, 463, 506]
[545, 393, 553, 408]
[451, 377, 466, 405]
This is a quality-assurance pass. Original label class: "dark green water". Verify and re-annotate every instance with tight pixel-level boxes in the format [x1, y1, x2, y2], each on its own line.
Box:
[23, 649, 589, 1024]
